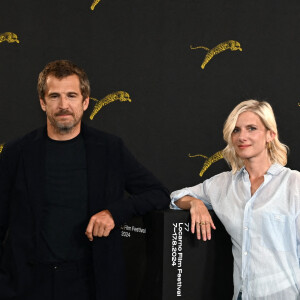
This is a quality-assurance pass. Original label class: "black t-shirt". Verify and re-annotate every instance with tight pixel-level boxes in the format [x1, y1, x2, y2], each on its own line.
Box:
[38, 134, 90, 262]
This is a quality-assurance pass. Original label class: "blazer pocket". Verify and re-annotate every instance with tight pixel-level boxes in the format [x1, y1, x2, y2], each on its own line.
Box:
[0, 269, 16, 298]
[262, 213, 293, 252]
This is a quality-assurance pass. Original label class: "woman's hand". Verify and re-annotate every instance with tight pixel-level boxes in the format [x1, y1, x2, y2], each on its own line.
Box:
[175, 196, 216, 241]
[190, 198, 216, 240]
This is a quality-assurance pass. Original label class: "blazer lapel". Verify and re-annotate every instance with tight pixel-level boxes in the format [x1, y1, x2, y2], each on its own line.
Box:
[82, 126, 108, 215]
[22, 128, 46, 232]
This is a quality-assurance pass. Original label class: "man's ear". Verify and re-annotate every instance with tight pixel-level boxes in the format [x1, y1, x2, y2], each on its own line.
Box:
[83, 97, 89, 111]
[40, 99, 46, 112]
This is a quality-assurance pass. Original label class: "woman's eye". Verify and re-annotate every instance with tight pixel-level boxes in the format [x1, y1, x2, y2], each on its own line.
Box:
[249, 127, 256, 131]
[232, 128, 239, 133]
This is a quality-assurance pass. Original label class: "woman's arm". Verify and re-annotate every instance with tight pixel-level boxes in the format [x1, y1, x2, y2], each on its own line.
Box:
[296, 213, 300, 266]
[175, 195, 216, 241]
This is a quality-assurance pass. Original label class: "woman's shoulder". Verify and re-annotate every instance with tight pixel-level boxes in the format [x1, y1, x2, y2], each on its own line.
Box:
[286, 168, 300, 184]
[276, 165, 300, 189]
[279, 165, 300, 177]
[204, 170, 235, 185]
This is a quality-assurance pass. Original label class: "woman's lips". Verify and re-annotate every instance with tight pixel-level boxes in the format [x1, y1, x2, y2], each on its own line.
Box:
[238, 145, 251, 149]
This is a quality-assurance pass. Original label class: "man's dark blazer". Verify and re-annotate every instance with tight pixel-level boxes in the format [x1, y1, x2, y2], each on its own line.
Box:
[0, 124, 169, 300]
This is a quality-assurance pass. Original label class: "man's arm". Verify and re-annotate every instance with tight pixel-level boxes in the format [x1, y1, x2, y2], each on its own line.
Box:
[85, 143, 169, 240]
[107, 144, 169, 223]
[0, 144, 15, 253]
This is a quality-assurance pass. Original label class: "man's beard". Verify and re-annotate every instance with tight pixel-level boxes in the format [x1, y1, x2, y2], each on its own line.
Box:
[48, 109, 81, 134]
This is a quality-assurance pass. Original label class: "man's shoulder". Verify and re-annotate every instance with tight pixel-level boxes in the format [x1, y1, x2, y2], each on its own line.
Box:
[82, 124, 123, 145]
[2, 127, 45, 154]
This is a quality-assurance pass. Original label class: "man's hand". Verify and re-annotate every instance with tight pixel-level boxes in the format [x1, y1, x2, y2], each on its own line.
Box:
[85, 210, 115, 241]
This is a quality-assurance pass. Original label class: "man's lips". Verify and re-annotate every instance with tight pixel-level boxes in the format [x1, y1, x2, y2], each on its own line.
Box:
[55, 112, 73, 117]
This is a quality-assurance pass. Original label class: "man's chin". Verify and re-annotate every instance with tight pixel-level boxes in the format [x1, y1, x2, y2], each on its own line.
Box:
[53, 121, 77, 134]
[57, 126, 74, 134]
[48, 115, 82, 134]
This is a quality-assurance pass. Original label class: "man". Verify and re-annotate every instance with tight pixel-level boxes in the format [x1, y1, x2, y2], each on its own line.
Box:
[0, 60, 169, 300]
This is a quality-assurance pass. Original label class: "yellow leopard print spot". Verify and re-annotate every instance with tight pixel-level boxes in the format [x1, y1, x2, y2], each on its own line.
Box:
[0, 144, 4, 154]
[0, 32, 20, 44]
[190, 40, 242, 69]
[90, 0, 101, 10]
[89, 91, 132, 120]
[188, 151, 224, 176]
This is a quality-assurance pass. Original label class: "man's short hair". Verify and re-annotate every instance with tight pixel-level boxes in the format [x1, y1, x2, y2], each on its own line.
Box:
[37, 60, 90, 100]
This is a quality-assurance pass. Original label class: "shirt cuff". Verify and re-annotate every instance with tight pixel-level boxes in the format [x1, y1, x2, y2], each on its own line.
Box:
[169, 188, 199, 210]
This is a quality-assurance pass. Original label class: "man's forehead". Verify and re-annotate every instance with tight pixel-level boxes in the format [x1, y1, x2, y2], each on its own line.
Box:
[45, 74, 81, 93]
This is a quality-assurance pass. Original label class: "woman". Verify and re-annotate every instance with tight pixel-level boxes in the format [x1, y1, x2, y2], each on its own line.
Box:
[170, 100, 300, 300]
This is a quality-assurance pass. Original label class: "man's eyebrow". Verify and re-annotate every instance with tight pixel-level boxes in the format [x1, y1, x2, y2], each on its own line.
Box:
[48, 92, 59, 96]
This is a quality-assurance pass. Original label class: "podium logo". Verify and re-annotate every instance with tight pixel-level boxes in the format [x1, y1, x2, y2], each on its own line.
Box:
[189, 150, 223, 176]
[190, 40, 242, 69]
[173, 222, 190, 232]
[184, 223, 189, 232]
[0, 32, 20, 44]
[90, 0, 101, 10]
[89, 91, 131, 120]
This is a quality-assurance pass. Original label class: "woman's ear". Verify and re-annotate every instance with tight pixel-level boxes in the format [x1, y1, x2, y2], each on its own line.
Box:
[267, 130, 276, 142]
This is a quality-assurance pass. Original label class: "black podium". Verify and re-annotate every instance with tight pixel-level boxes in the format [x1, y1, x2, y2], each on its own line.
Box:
[121, 210, 233, 300]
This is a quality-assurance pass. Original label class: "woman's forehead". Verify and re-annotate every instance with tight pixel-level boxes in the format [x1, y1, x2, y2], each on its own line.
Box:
[236, 111, 263, 126]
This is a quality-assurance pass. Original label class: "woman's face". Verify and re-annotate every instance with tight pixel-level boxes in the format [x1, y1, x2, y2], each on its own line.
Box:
[231, 111, 273, 162]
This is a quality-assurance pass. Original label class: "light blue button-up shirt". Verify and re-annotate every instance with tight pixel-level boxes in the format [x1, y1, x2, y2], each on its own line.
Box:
[170, 163, 300, 300]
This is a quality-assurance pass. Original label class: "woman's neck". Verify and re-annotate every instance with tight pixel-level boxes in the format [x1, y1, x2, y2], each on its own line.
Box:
[244, 157, 272, 179]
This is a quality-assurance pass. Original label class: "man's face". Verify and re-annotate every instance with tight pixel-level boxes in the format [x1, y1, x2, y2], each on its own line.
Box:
[40, 74, 89, 134]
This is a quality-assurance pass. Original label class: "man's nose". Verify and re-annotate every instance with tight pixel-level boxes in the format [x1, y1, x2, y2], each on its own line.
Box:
[59, 96, 69, 109]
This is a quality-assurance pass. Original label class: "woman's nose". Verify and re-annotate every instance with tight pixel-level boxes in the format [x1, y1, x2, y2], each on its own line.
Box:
[238, 129, 247, 141]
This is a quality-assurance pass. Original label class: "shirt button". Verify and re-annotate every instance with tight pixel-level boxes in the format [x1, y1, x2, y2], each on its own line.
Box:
[244, 251, 248, 256]
[244, 227, 248, 230]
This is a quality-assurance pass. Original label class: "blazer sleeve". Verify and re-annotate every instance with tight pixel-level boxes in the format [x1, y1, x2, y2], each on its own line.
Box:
[106, 143, 169, 226]
[0, 144, 15, 250]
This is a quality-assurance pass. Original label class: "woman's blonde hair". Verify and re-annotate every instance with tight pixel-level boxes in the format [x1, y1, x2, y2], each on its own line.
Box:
[222, 100, 288, 173]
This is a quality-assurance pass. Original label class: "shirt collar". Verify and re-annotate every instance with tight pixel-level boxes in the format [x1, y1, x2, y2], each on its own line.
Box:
[265, 163, 284, 175]
[233, 167, 246, 180]
[235, 163, 283, 177]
